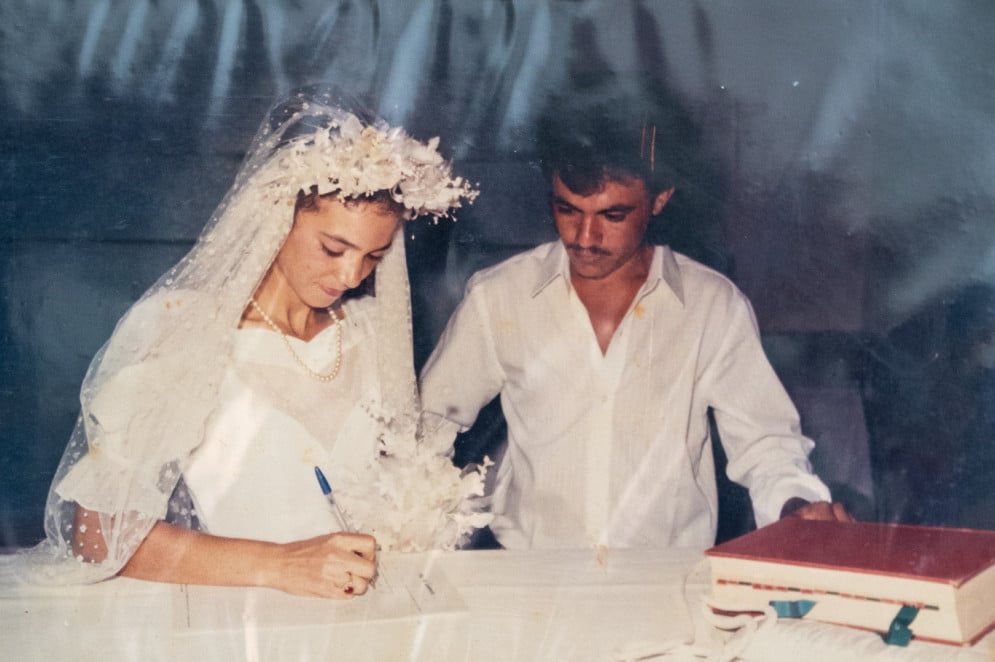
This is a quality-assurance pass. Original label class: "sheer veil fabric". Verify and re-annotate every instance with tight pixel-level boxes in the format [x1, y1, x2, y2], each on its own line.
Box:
[2, 85, 487, 587]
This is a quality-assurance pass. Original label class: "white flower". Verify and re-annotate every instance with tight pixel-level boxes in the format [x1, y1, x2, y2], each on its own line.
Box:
[335, 405, 493, 551]
[270, 110, 478, 220]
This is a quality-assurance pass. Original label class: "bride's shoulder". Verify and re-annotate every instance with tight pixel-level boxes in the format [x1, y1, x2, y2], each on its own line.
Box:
[113, 288, 221, 336]
[134, 287, 212, 312]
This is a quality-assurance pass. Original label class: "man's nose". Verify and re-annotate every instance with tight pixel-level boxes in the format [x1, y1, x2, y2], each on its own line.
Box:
[575, 216, 601, 247]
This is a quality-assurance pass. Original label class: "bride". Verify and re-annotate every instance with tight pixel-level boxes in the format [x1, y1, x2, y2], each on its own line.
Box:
[4, 86, 486, 598]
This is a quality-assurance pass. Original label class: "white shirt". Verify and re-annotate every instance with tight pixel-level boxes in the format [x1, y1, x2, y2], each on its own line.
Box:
[420, 242, 830, 549]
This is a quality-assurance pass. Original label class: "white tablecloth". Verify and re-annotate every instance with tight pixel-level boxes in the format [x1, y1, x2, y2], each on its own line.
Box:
[2, 548, 992, 661]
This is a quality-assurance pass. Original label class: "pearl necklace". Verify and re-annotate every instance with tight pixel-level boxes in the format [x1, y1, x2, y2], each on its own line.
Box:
[249, 297, 342, 382]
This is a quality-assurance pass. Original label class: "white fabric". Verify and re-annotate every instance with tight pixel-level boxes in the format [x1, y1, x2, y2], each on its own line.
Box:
[182, 297, 382, 544]
[420, 241, 830, 549]
[5, 548, 985, 662]
[58, 292, 382, 545]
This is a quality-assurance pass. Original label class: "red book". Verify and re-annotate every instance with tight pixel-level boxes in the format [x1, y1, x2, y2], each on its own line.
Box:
[705, 518, 995, 646]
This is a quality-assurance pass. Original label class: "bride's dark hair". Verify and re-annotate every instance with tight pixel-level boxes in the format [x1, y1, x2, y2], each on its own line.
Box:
[295, 186, 407, 218]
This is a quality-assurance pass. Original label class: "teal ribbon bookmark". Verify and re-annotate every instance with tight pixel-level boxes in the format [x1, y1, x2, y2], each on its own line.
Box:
[882, 605, 919, 647]
[769, 599, 817, 619]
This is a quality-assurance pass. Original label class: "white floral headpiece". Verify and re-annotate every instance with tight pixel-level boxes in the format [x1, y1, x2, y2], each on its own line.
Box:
[273, 107, 478, 220]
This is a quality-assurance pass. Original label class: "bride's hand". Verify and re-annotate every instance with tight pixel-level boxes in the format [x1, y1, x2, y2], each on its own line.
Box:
[266, 532, 378, 598]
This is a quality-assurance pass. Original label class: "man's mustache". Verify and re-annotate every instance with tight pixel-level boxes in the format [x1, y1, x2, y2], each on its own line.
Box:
[565, 244, 611, 256]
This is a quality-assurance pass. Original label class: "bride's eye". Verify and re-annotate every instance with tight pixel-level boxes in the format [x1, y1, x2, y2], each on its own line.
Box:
[322, 245, 343, 258]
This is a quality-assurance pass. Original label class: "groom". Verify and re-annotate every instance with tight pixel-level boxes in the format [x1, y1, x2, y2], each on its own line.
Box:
[420, 97, 851, 549]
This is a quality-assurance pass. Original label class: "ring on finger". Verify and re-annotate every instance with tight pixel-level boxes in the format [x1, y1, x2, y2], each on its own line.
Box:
[344, 572, 355, 595]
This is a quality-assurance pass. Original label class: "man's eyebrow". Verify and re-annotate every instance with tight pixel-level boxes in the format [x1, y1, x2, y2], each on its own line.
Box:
[551, 195, 636, 215]
[321, 232, 393, 253]
[551, 194, 578, 209]
[598, 204, 636, 214]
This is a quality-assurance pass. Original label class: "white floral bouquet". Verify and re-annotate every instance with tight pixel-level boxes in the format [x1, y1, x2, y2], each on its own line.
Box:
[337, 419, 493, 552]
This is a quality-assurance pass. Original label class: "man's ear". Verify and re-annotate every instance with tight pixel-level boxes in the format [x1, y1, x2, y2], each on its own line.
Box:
[651, 187, 675, 216]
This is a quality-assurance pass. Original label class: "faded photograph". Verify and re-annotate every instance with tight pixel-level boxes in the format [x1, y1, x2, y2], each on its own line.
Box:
[2, 2, 994, 660]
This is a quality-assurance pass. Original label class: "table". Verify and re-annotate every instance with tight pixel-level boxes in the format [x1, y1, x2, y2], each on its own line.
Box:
[2, 548, 992, 661]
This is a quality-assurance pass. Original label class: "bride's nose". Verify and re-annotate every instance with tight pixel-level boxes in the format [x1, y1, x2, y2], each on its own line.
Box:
[337, 254, 366, 290]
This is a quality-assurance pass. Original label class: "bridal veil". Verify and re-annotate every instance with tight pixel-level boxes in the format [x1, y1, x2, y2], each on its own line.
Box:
[4, 84, 485, 586]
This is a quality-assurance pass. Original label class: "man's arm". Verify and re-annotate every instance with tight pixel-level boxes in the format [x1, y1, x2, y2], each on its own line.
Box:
[704, 290, 842, 526]
[419, 281, 506, 452]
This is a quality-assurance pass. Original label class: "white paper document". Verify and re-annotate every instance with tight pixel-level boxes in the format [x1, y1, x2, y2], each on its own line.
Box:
[172, 552, 465, 633]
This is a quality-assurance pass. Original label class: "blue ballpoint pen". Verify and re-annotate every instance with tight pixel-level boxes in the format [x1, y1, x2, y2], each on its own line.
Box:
[313, 465, 353, 533]
[314, 465, 383, 589]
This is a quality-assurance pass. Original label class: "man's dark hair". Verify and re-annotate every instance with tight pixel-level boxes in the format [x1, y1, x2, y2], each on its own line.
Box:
[535, 86, 732, 273]
[536, 93, 696, 198]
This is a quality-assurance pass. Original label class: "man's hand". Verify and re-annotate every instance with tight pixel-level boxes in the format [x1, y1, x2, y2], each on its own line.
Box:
[779, 497, 854, 522]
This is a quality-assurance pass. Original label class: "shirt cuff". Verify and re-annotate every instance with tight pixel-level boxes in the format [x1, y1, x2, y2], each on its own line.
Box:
[753, 475, 832, 528]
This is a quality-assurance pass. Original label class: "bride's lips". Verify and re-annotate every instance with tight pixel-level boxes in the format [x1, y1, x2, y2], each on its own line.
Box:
[321, 285, 344, 300]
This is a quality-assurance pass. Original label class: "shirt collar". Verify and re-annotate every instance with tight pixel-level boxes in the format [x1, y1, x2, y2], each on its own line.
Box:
[530, 242, 570, 297]
[654, 244, 686, 306]
[531, 241, 686, 306]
